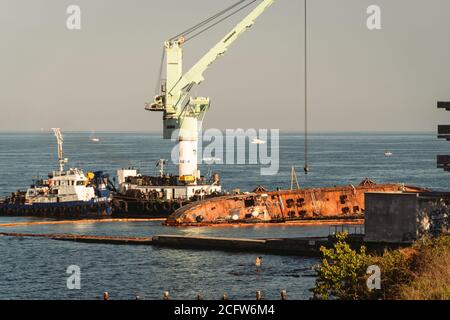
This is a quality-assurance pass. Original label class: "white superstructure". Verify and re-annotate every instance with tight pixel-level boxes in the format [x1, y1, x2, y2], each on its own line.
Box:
[25, 168, 96, 204]
[116, 167, 221, 201]
[24, 129, 98, 204]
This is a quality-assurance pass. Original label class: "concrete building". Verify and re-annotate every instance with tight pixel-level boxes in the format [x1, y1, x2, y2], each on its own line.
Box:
[364, 193, 419, 243]
[364, 192, 449, 243]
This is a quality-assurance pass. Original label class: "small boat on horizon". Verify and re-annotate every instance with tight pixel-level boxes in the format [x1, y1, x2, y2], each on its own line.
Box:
[90, 131, 100, 142]
[384, 151, 393, 157]
[251, 138, 266, 144]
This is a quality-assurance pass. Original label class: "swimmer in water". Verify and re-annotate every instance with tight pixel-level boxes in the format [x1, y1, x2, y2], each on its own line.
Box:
[255, 256, 262, 268]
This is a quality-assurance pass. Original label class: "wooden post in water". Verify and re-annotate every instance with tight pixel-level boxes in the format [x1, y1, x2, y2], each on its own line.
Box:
[103, 292, 109, 300]
[280, 290, 287, 300]
[197, 293, 203, 300]
[222, 293, 228, 300]
[256, 291, 262, 300]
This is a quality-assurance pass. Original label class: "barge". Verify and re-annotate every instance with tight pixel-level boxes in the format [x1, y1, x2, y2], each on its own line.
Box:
[111, 161, 222, 218]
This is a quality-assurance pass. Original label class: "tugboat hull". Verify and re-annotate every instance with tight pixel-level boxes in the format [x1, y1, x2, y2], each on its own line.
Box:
[0, 198, 111, 218]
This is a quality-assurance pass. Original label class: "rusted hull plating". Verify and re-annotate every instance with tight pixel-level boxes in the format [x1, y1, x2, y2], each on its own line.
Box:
[165, 181, 428, 226]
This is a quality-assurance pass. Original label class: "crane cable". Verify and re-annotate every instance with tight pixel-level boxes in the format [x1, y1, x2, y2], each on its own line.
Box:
[169, 0, 250, 42]
[303, 0, 309, 176]
[154, 47, 166, 95]
[183, 0, 258, 42]
[156, 0, 259, 93]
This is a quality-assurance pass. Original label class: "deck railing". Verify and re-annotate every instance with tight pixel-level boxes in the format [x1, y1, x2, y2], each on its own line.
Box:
[328, 224, 364, 236]
[438, 102, 450, 172]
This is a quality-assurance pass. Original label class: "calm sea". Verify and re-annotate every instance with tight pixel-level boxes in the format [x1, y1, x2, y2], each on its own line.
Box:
[0, 131, 447, 299]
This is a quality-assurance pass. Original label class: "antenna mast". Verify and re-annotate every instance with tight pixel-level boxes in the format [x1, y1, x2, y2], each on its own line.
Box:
[52, 128, 66, 172]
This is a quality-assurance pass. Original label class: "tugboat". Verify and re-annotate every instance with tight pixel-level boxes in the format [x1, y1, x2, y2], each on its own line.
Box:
[0, 128, 113, 218]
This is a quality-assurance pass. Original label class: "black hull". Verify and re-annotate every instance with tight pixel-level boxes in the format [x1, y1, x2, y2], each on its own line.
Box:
[112, 196, 187, 218]
[0, 200, 111, 219]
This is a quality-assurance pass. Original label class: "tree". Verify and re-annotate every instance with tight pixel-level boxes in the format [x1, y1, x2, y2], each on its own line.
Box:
[312, 232, 369, 300]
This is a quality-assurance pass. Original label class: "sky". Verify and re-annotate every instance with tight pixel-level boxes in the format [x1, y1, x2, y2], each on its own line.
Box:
[0, 0, 450, 132]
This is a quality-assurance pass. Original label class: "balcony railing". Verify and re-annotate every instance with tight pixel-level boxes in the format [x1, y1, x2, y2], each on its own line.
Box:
[438, 125, 450, 140]
[438, 101, 450, 110]
[438, 102, 450, 172]
[437, 155, 450, 171]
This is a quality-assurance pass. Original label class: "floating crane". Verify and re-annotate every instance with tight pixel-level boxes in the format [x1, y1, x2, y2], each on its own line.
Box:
[145, 0, 275, 184]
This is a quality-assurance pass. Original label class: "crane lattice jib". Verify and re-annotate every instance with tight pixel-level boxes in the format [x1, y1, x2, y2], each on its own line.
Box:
[167, 0, 275, 114]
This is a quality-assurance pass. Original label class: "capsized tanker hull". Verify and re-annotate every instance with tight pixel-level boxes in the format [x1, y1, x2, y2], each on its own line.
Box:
[165, 180, 429, 226]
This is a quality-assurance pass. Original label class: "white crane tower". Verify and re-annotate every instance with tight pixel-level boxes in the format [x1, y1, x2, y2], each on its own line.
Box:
[146, 0, 275, 184]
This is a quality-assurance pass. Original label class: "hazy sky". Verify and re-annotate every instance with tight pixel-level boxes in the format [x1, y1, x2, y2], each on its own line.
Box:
[1, 0, 450, 132]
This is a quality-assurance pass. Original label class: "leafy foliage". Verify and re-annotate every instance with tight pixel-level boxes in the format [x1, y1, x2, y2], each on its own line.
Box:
[312, 233, 450, 300]
[312, 232, 369, 300]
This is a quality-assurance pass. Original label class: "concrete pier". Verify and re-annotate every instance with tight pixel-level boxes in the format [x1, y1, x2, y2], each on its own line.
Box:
[0, 232, 407, 256]
[0, 232, 329, 255]
[152, 235, 267, 252]
[152, 234, 333, 256]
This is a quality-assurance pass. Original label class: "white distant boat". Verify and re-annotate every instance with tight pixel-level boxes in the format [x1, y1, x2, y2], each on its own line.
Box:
[251, 138, 266, 144]
[384, 151, 393, 157]
[203, 157, 221, 164]
[90, 132, 100, 143]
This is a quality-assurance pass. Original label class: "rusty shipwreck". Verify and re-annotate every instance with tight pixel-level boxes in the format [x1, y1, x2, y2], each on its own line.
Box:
[165, 179, 428, 226]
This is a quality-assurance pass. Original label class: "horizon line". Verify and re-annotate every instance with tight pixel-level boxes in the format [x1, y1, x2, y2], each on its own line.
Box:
[0, 129, 438, 134]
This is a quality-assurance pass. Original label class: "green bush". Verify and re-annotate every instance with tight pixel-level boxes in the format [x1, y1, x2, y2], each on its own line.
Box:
[312, 232, 369, 300]
[311, 233, 450, 300]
